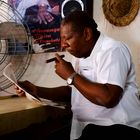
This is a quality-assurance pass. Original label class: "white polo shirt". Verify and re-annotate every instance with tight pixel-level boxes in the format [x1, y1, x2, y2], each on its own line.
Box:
[70, 33, 140, 139]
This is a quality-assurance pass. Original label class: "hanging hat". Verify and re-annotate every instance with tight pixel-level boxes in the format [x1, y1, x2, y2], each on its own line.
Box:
[102, 0, 140, 26]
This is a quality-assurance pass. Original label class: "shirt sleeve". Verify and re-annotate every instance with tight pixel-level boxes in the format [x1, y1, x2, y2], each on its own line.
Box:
[97, 43, 131, 89]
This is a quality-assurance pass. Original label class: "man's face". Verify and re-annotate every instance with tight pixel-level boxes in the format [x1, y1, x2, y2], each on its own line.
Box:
[60, 24, 85, 58]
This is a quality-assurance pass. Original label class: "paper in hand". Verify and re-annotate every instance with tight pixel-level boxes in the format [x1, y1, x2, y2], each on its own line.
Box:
[3, 63, 41, 103]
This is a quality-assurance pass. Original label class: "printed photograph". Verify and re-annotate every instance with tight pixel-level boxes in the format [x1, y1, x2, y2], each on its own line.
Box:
[8, 0, 62, 53]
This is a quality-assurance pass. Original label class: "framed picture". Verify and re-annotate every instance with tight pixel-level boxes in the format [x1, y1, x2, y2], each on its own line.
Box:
[8, 0, 93, 53]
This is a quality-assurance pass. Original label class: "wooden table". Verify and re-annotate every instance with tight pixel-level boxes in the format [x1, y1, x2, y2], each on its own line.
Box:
[0, 96, 72, 138]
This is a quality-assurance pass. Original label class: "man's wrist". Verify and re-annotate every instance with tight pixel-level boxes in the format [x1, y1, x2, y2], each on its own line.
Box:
[67, 72, 77, 85]
[39, 3, 46, 7]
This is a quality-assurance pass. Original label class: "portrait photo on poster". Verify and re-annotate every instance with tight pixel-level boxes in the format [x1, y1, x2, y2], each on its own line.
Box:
[8, 0, 93, 53]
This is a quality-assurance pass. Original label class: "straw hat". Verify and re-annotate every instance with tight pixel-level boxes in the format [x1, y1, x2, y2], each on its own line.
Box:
[102, 0, 140, 26]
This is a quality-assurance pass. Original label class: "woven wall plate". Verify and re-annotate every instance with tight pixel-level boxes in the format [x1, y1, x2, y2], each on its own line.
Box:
[102, 0, 139, 26]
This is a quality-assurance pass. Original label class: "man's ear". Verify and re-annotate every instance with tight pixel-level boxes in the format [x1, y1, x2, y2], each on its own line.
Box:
[83, 27, 92, 41]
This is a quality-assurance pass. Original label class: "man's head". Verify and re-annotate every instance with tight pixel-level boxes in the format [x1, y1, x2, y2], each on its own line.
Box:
[60, 10, 99, 58]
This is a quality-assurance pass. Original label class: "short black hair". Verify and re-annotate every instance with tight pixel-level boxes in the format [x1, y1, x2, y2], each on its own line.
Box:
[61, 10, 98, 34]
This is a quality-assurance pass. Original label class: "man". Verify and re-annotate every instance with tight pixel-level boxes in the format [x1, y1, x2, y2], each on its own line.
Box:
[15, 11, 140, 139]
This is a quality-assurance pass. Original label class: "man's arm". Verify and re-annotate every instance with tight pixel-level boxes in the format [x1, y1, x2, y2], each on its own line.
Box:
[37, 85, 72, 102]
[16, 80, 72, 102]
[73, 74, 123, 108]
[55, 54, 123, 108]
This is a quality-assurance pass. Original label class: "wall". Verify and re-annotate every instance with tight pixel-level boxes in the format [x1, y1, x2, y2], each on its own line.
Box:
[21, 52, 72, 87]
[3, 0, 140, 95]
[93, 0, 140, 87]
[21, 0, 140, 88]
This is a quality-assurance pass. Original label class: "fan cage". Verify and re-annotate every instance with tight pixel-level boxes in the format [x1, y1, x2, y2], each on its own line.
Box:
[0, 0, 32, 92]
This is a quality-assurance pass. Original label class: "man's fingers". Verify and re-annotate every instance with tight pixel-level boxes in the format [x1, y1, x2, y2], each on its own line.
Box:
[14, 84, 25, 96]
[55, 53, 65, 62]
[45, 13, 54, 22]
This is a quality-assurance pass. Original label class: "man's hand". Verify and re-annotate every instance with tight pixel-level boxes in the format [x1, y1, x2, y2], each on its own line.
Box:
[54, 53, 75, 80]
[14, 80, 38, 97]
[14, 82, 25, 97]
[38, 4, 54, 24]
[52, 5, 60, 15]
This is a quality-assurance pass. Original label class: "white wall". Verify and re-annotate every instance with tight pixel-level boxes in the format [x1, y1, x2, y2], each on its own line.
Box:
[21, 52, 72, 87]
[93, 0, 140, 87]
[3, 51, 72, 95]
[3, 0, 140, 95]
[21, 0, 140, 88]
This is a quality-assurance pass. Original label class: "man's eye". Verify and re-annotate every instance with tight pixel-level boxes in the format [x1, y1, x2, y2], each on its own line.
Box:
[67, 36, 72, 40]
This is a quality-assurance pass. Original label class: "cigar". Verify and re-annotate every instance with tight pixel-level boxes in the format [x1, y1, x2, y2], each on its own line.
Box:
[46, 54, 65, 63]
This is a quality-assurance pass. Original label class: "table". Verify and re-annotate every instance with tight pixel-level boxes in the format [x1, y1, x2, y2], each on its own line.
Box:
[0, 96, 72, 137]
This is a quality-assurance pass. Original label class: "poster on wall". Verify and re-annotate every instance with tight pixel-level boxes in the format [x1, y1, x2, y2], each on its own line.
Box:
[8, 0, 62, 53]
[8, 0, 93, 53]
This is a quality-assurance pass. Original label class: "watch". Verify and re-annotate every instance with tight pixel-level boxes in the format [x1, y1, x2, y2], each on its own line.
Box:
[67, 72, 77, 85]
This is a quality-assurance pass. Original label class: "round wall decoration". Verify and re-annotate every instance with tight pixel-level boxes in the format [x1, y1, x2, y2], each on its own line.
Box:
[61, 0, 84, 18]
[102, 0, 140, 26]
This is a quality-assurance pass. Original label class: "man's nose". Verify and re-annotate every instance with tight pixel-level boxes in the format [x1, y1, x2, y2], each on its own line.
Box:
[61, 40, 68, 50]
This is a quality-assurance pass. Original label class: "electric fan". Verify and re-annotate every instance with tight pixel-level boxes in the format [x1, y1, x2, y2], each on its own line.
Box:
[0, 0, 32, 92]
